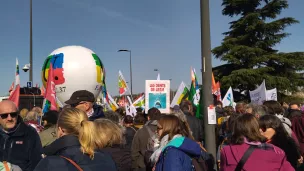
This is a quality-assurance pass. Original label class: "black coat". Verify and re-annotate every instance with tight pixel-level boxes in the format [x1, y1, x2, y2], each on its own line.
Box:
[34, 135, 117, 171]
[0, 118, 43, 171]
[124, 127, 137, 150]
[100, 145, 132, 171]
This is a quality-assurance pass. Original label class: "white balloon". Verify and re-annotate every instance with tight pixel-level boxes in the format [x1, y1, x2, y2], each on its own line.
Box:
[41, 46, 105, 105]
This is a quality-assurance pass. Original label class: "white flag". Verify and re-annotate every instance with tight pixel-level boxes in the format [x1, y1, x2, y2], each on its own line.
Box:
[249, 80, 267, 105]
[157, 73, 160, 80]
[222, 87, 234, 107]
[127, 96, 137, 116]
[266, 88, 277, 101]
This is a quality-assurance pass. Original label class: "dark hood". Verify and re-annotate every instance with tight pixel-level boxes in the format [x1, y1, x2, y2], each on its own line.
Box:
[89, 104, 105, 121]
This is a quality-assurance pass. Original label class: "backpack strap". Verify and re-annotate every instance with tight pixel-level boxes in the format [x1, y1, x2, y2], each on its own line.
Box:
[234, 145, 256, 171]
[60, 156, 83, 171]
[2, 161, 10, 171]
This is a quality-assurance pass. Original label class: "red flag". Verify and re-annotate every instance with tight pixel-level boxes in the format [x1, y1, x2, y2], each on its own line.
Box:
[44, 63, 57, 111]
[9, 85, 20, 107]
[9, 82, 14, 95]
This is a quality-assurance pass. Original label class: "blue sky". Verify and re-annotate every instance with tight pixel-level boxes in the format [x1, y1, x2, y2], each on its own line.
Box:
[0, 0, 303, 96]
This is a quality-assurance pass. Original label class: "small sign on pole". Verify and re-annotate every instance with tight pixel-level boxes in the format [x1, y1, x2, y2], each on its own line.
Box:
[27, 81, 32, 88]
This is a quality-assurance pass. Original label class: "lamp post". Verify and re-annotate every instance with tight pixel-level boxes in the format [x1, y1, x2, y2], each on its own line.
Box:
[118, 49, 133, 100]
[29, 0, 33, 82]
[201, 0, 216, 161]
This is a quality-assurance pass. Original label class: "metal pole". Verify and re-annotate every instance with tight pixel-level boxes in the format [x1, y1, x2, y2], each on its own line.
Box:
[29, 0, 33, 82]
[201, 0, 216, 162]
[129, 51, 133, 100]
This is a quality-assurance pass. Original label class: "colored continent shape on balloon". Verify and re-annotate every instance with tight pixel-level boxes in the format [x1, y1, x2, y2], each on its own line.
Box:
[42, 53, 65, 86]
[92, 54, 105, 84]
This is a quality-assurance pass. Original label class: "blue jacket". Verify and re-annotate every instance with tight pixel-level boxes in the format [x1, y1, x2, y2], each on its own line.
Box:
[155, 137, 201, 171]
[0, 117, 43, 171]
[34, 135, 117, 171]
[89, 104, 105, 121]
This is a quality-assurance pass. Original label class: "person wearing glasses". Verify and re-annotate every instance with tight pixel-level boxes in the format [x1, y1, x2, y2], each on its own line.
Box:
[65, 90, 105, 121]
[0, 100, 43, 171]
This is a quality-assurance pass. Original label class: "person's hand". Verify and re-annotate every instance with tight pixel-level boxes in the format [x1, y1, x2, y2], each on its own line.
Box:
[298, 156, 303, 164]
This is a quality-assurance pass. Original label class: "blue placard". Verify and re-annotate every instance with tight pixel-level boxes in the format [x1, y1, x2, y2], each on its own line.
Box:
[27, 81, 32, 88]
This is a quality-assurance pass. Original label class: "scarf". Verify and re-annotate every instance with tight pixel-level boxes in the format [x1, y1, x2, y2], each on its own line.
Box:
[149, 134, 182, 164]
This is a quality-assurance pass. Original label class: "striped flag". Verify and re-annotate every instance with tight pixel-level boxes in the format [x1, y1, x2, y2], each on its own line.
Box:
[104, 92, 119, 111]
[133, 93, 145, 109]
[170, 82, 189, 108]
[118, 70, 128, 96]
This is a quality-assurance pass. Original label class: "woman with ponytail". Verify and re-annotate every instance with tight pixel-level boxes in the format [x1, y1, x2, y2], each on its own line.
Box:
[34, 108, 117, 171]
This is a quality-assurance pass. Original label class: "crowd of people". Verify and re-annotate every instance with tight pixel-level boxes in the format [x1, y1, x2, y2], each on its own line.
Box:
[0, 89, 304, 171]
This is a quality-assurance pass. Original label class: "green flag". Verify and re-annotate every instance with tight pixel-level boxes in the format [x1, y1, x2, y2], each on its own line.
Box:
[189, 68, 201, 118]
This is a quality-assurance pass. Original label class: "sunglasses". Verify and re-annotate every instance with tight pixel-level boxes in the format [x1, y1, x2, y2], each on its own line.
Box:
[0, 112, 19, 119]
[70, 102, 86, 108]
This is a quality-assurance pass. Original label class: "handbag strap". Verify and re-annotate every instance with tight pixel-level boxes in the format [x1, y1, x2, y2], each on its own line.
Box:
[60, 156, 83, 171]
[235, 145, 256, 171]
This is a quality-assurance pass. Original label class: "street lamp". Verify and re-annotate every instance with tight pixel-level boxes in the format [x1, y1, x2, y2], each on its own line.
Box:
[118, 49, 133, 100]
[29, 0, 33, 82]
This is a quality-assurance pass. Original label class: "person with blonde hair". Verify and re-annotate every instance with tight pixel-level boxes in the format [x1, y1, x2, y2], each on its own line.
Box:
[19, 108, 28, 120]
[95, 119, 131, 171]
[34, 108, 116, 171]
[24, 111, 43, 133]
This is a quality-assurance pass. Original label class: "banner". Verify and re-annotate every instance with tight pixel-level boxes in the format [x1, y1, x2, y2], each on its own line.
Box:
[249, 80, 267, 105]
[145, 80, 170, 113]
[266, 88, 277, 101]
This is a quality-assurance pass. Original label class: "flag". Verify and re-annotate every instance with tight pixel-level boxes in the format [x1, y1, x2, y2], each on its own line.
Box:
[249, 80, 267, 105]
[127, 96, 137, 116]
[170, 82, 189, 108]
[157, 73, 160, 80]
[189, 67, 201, 118]
[222, 87, 234, 107]
[266, 88, 277, 101]
[43, 63, 57, 113]
[9, 59, 20, 107]
[212, 73, 222, 101]
[9, 82, 14, 96]
[104, 92, 119, 111]
[118, 70, 128, 96]
[133, 93, 145, 109]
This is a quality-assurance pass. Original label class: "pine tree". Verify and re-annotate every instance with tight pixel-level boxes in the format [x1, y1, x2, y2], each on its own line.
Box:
[212, 0, 304, 94]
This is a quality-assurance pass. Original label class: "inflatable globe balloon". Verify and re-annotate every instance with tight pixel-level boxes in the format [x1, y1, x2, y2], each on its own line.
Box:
[41, 46, 105, 105]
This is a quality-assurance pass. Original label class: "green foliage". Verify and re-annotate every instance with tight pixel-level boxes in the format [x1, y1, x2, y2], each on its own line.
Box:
[212, 0, 304, 93]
